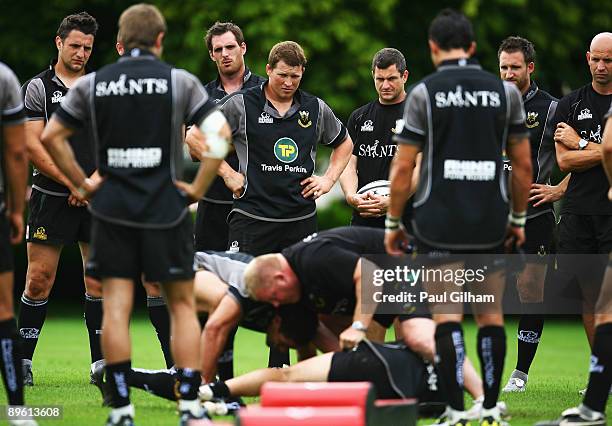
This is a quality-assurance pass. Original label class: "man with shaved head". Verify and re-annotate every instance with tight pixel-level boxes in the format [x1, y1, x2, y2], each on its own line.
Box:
[552, 32, 612, 352]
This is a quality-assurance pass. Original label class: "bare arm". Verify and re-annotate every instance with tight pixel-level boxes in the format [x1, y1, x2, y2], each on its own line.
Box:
[301, 135, 353, 199]
[507, 136, 532, 214]
[25, 120, 76, 190]
[530, 173, 570, 207]
[3, 122, 28, 244]
[339, 154, 359, 206]
[602, 116, 612, 194]
[555, 140, 602, 172]
[201, 295, 242, 382]
[338, 259, 374, 350]
[312, 321, 341, 353]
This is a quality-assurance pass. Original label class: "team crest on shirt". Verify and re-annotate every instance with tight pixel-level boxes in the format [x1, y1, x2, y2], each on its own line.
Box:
[32, 227, 47, 241]
[526, 111, 539, 128]
[51, 90, 64, 103]
[537, 245, 547, 257]
[578, 108, 592, 120]
[361, 120, 374, 132]
[298, 110, 312, 128]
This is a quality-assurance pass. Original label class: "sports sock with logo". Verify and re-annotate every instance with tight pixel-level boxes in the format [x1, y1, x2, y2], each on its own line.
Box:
[582, 323, 612, 413]
[128, 368, 176, 401]
[175, 368, 201, 401]
[477, 325, 506, 410]
[17, 294, 48, 360]
[146, 297, 173, 368]
[85, 294, 103, 363]
[106, 360, 132, 408]
[515, 311, 544, 375]
[0, 318, 24, 405]
[435, 322, 465, 411]
[217, 327, 237, 380]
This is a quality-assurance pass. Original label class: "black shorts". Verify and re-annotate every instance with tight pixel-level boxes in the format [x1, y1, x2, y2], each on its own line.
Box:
[87, 215, 195, 282]
[227, 213, 317, 255]
[523, 213, 556, 255]
[26, 189, 91, 245]
[328, 340, 425, 399]
[373, 312, 431, 329]
[0, 214, 13, 273]
[194, 200, 232, 251]
[557, 214, 612, 254]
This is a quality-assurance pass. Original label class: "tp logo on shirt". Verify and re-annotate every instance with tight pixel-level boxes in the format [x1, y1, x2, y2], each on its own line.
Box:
[274, 137, 298, 163]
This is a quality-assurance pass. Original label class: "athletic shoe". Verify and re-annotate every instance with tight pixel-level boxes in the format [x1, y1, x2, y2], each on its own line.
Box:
[534, 406, 606, 426]
[105, 405, 135, 426]
[481, 416, 508, 426]
[90, 359, 105, 385]
[426, 407, 471, 426]
[466, 397, 508, 421]
[178, 409, 211, 426]
[91, 362, 113, 407]
[22, 359, 33, 386]
[502, 370, 528, 393]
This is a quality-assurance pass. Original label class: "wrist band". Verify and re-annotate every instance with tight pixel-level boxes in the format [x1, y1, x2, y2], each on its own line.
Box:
[385, 214, 401, 230]
[508, 209, 527, 227]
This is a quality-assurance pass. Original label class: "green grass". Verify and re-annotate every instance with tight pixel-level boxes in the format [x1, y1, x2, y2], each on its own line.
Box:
[4, 309, 610, 425]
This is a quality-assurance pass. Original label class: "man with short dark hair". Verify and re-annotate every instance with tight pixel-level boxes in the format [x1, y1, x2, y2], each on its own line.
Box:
[40, 4, 231, 425]
[340, 48, 414, 230]
[0, 62, 33, 426]
[385, 9, 531, 426]
[19, 11, 102, 386]
[497, 35, 559, 393]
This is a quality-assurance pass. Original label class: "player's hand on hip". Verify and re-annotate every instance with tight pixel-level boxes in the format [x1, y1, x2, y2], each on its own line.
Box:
[301, 175, 333, 199]
[529, 183, 564, 207]
[223, 170, 245, 197]
[7, 211, 23, 245]
[185, 126, 208, 161]
[554, 122, 580, 149]
[339, 327, 365, 350]
[505, 225, 526, 252]
[385, 227, 409, 256]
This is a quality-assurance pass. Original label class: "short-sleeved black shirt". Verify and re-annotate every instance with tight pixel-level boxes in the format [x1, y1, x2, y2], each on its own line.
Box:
[201, 67, 266, 204]
[553, 84, 612, 215]
[281, 226, 385, 314]
[347, 99, 412, 229]
[221, 83, 347, 222]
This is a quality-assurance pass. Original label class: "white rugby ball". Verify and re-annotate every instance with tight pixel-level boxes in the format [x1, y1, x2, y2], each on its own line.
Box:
[357, 180, 390, 196]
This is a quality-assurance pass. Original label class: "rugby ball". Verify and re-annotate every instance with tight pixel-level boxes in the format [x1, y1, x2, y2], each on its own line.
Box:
[356, 180, 390, 196]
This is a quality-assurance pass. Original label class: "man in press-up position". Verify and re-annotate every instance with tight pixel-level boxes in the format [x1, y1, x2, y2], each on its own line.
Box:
[41, 4, 231, 425]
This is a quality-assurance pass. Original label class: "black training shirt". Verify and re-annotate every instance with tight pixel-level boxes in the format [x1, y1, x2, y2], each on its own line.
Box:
[55, 49, 216, 228]
[23, 62, 96, 196]
[347, 99, 412, 229]
[395, 58, 527, 250]
[221, 83, 347, 222]
[202, 67, 266, 204]
[282, 226, 385, 315]
[553, 84, 612, 215]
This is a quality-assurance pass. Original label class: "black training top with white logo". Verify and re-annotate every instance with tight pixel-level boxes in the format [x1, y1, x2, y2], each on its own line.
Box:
[348, 98, 412, 228]
[0, 62, 26, 198]
[220, 82, 347, 222]
[394, 58, 527, 250]
[282, 226, 385, 315]
[193, 250, 276, 332]
[54, 49, 216, 228]
[23, 62, 96, 196]
[554, 84, 612, 215]
[202, 67, 266, 204]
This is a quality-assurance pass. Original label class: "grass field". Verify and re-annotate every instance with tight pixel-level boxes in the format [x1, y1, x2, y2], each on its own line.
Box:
[4, 307, 610, 425]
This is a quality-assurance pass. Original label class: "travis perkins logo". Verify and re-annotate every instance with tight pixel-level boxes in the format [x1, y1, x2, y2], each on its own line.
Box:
[298, 110, 312, 128]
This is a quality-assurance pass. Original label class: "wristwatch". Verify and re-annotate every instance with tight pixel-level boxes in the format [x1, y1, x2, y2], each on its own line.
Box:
[351, 320, 367, 332]
[578, 138, 588, 150]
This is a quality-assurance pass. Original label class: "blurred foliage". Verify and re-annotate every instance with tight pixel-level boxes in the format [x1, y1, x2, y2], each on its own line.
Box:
[2, 0, 611, 123]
